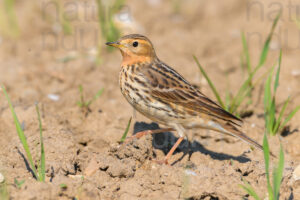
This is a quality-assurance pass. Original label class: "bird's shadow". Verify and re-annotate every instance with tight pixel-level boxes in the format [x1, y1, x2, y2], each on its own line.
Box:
[17, 148, 37, 179]
[133, 121, 251, 164]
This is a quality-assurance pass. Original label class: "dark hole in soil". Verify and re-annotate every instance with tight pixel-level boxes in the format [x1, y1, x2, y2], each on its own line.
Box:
[79, 142, 87, 147]
[281, 126, 298, 137]
[74, 162, 81, 173]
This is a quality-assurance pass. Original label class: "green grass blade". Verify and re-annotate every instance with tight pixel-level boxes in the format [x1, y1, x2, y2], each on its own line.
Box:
[239, 183, 261, 200]
[294, 16, 300, 29]
[229, 64, 263, 113]
[3, 0, 20, 37]
[55, 0, 72, 34]
[273, 144, 284, 200]
[264, 72, 273, 133]
[232, 88, 253, 114]
[120, 117, 132, 143]
[76, 102, 83, 107]
[193, 55, 225, 108]
[96, 0, 121, 52]
[274, 50, 282, 94]
[268, 51, 282, 135]
[273, 97, 290, 134]
[111, 0, 125, 13]
[96, 0, 105, 35]
[92, 88, 104, 102]
[264, 72, 272, 108]
[263, 133, 274, 199]
[269, 98, 276, 135]
[231, 13, 280, 114]
[234, 69, 269, 112]
[278, 105, 300, 132]
[231, 66, 273, 114]
[77, 85, 85, 107]
[241, 32, 252, 75]
[263, 134, 270, 180]
[14, 178, 25, 189]
[86, 88, 104, 107]
[230, 13, 280, 114]
[258, 12, 281, 67]
[35, 104, 45, 182]
[225, 90, 232, 111]
[0, 179, 9, 200]
[1, 85, 39, 179]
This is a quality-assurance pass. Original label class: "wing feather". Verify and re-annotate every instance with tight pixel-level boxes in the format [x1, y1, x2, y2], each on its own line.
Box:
[138, 62, 242, 126]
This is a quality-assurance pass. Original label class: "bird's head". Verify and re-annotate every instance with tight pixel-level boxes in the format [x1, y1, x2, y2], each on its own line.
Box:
[106, 34, 156, 65]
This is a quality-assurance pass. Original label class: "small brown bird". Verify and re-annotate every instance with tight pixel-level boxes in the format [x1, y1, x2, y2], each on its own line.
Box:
[106, 34, 264, 164]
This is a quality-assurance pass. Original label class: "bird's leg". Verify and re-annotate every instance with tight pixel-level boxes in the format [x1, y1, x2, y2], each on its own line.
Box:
[155, 136, 184, 165]
[123, 128, 175, 144]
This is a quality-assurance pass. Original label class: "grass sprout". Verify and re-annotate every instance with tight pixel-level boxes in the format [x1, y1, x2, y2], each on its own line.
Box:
[264, 51, 300, 135]
[193, 12, 281, 115]
[59, 183, 68, 190]
[171, 0, 182, 14]
[55, 0, 72, 35]
[120, 117, 132, 143]
[76, 85, 104, 111]
[0, 179, 9, 200]
[1, 85, 45, 181]
[293, 17, 300, 30]
[96, 0, 122, 44]
[95, 0, 124, 63]
[0, 0, 20, 38]
[14, 178, 25, 189]
[36, 104, 45, 181]
[240, 133, 284, 200]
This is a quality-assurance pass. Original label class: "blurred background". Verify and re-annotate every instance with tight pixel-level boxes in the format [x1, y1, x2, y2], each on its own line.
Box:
[0, 0, 300, 199]
[0, 0, 299, 102]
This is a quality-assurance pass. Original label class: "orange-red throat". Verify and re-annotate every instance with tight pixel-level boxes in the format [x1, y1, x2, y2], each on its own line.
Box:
[120, 51, 153, 66]
[106, 34, 156, 66]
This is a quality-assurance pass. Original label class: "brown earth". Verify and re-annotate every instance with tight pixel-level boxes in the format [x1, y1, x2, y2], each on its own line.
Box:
[0, 0, 300, 199]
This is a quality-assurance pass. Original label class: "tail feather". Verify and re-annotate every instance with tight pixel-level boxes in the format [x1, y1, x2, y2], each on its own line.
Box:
[222, 123, 276, 158]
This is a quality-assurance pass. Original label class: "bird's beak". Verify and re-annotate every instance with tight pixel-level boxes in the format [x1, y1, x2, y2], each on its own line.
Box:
[105, 41, 123, 48]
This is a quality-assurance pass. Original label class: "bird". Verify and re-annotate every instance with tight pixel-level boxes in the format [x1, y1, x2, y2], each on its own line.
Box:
[106, 34, 265, 164]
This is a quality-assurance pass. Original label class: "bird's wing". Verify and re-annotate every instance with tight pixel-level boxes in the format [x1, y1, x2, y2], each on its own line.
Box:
[138, 62, 242, 126]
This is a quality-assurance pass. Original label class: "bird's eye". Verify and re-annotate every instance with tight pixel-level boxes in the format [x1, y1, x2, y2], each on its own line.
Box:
[133, 41, 139, 47]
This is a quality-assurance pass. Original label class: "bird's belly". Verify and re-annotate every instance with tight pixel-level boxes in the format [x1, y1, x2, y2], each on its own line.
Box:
[119, 71, 177, 125]
[121, 88, 172, 124]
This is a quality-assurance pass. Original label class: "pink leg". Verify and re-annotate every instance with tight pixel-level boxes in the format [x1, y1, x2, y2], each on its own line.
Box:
[155, 137, 184, 165]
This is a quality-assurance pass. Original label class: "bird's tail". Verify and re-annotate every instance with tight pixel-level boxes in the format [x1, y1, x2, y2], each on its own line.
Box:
[221, 122, 276, 158]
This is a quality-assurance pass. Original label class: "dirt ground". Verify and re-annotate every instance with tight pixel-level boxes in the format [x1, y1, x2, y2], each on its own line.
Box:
[0, 0, 300, 199]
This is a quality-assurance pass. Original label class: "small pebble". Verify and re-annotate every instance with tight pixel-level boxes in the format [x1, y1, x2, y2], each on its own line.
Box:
[88, 47, 98, 56]
[146, 0, 161, 6]
[270, 41, 280, 50]
[69, 175, 84, 179]
[293, 165, 300, 181]
[185, 169, 197, 176]
[47, 94, 60, 101]
[117, 12, 131, 23]
[291, 70, 300, 77]
[0, 173, 5, 183]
